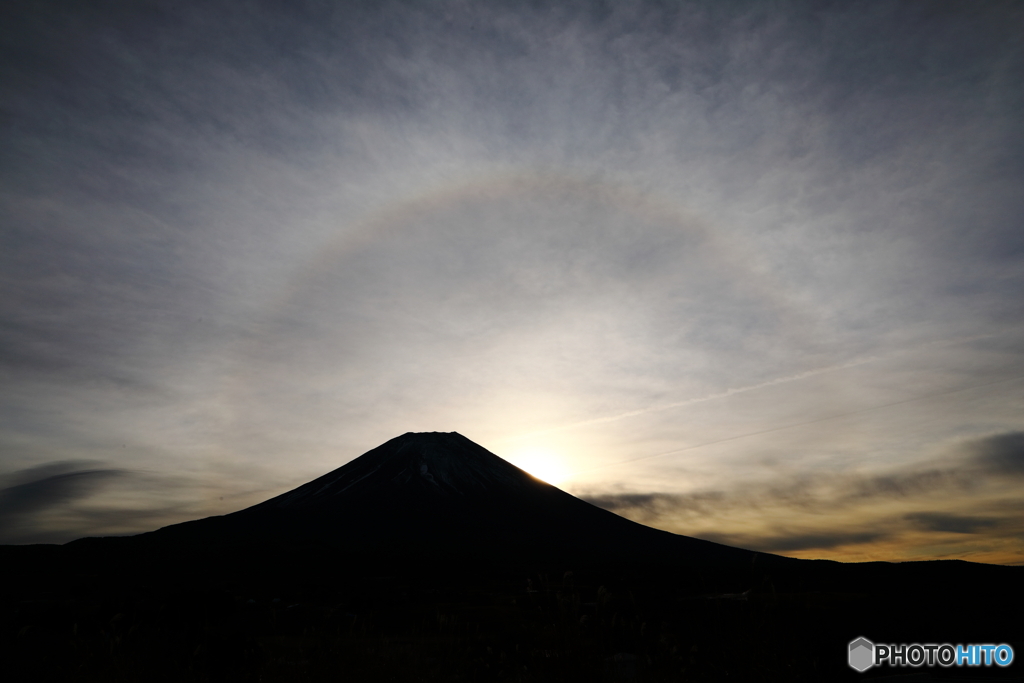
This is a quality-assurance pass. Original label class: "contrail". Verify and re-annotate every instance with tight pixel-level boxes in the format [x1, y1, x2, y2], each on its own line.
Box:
[497, 354, 880, 444]
[497, 331, 1007, 446]
[570, 372, 1024, 476]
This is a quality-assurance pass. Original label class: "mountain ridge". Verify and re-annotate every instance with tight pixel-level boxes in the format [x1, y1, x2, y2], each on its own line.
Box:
[129, 431, 786, 569]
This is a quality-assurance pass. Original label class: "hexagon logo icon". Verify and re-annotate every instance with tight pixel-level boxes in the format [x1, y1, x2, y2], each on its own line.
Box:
[849, 637, 874, 672]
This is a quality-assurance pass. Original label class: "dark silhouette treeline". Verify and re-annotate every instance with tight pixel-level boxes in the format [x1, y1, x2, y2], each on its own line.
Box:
[4, 542, 1021, 682]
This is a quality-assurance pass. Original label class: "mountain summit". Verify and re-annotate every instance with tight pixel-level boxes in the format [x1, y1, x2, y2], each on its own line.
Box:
[253, 432, 541, 511]
[142, 432, 781, 569]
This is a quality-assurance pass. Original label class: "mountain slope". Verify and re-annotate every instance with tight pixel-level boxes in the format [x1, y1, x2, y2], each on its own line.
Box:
[137, 432, 782, 570]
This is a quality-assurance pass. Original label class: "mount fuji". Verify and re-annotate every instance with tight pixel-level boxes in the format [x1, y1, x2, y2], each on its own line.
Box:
[11, 432, 1021, 682]
[132, 431, 781, 570]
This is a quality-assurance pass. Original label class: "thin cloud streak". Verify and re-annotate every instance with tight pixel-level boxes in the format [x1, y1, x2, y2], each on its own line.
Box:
[501, 330, 1010, 447]
[499, 352, 883, 444]
[703, 530, 891, 554]
[903, 512, 1001, 535]
[571, 373, 1024, 477]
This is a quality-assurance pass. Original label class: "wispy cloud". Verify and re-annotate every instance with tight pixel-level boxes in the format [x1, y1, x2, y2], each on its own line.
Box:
[1, 0, 1022, 558]
[964, 431, 1024, 476]
[0, 460, 228, 544]
[0, 461, 128, 543]
[0, 462, 127, 516]
[582, 431, 1024, 558]
[702, 529, 892, 554]
[903, 512, 1001, 535]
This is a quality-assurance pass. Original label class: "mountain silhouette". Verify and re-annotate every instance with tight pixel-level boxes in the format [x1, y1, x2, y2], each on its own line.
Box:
[134, 431, 781, 570]
[11, 432, 1021, 683]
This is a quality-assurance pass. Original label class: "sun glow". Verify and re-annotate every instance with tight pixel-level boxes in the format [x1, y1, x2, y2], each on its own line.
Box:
[508, 448, 570, 486]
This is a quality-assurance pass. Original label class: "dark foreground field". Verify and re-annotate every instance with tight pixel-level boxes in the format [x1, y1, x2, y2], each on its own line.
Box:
[3, 543, 1021, 682]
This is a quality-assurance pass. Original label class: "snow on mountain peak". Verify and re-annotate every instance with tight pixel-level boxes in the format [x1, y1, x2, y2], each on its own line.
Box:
[259, 432, 543, 510]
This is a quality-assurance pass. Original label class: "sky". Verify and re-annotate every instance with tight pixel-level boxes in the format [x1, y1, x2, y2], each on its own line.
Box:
[2, 0, 1023, 564]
